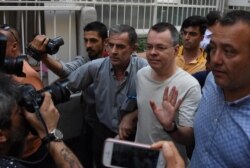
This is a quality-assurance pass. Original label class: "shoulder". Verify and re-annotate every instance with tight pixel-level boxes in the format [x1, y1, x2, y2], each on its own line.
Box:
[90, 57, 107, 64]
[85, 57, 110, 73]
[173, 68, 201, 94]
[177, 45, 184, 56]
[176, 68, 200, 85]
[80, 57, 107, 69]
[202, 72, 218, 93]
[73, 55, 89, 63]
[131, 55, 148, 68]
[137, 65, 150, 75]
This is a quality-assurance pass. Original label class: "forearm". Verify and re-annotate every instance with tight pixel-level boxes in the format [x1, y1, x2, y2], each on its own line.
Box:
[48, 141, 83, 168]
[42, 55, 63, 76]
[166, 126, 194, 146]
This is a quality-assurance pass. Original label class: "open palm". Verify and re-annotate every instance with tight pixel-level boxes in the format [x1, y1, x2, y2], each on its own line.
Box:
[150, 87, 182, 129]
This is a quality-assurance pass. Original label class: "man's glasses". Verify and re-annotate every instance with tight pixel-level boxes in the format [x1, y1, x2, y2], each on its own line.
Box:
[145, 44, 174, 52]
[0, 24, 19, 42]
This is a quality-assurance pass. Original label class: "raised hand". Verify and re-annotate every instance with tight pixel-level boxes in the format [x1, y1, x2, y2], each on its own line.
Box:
[150, 87, 182, 130]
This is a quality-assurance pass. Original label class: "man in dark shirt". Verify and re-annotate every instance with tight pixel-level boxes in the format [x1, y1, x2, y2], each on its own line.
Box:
[0, 74, 82, 168]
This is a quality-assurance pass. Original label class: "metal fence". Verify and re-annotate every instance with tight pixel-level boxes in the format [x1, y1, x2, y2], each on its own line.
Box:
[0, 0, 224, 43]
[0, 0, 225, 83]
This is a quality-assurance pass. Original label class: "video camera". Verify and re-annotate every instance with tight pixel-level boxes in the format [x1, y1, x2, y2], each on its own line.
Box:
[0, 34, 26, 77]
[26, 36, 64, 61]
[19, 78, 71, 113]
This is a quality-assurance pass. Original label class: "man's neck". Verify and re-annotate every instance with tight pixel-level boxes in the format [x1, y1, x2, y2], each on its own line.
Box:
[151, 65, 177, 81]
[113, 61, 130, 81]
[223, 85, 250, 102]
[183, 47, 201, 63]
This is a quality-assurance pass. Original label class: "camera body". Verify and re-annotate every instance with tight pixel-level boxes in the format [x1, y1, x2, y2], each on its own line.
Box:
[26, 36, 64, 61]
[0, 34, 26, 77]
[19, 79, 71, 113]
[46, 36, 64, 55]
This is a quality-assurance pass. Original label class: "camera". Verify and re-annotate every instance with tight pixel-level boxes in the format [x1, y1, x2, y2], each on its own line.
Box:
[0, 34, 26, 77]
[19, 78, 71, 113]
[26, 36, 64, 61]
[46, 36, 64, 55]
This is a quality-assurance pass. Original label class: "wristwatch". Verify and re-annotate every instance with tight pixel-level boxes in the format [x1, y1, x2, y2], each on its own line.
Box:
[42, 128, 63, 145]
[164, 121, 178, 133]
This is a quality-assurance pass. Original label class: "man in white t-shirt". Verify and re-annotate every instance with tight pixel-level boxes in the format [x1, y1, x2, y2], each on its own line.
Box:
[135, 22, 201, 166]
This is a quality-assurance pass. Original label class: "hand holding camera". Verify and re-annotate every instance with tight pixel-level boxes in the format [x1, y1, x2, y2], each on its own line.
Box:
[19, 78, 70, 113]
[24, 92, 60, 139]
[27, 35, 64, 61]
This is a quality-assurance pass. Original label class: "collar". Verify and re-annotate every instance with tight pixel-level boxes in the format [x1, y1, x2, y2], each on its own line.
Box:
[110, 56, 135, 77]
[226, 95, 250, 106]
[177, 45, 206, 64]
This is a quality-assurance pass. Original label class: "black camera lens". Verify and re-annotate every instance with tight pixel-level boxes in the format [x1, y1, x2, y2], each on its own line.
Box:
[0, 34, 25, 77]
[39, 79, 70, 105]
[46, 36, 64, 55]
[0, 34, 6, 66]
[19, 79, 70, 113]
[3, 55, 26, 77]
[26, 36, 64, 61]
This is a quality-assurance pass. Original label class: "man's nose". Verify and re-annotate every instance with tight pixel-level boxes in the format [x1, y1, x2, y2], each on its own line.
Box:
[85, 41, 92, 48]
[183, 33, 190, 40]
[211, 49, 223, 65]
[110, 45, 118, 53]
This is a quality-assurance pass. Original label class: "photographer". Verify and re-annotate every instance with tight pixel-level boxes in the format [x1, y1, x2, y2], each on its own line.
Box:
[0, 24, 43, 89]
[28, 21, 108, 167]
[28, 21, 108, 77]
[0, 74, 82, 168]
[0, 25, 47, 165]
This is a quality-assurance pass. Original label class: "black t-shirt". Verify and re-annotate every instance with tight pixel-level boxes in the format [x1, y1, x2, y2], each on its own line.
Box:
[0, 157, 27, 168]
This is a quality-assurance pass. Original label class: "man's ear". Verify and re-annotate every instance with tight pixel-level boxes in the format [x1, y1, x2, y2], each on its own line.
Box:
[0, 130, 7, 142]
[132, 43, 138, 52]
[12, 41, 18, 52]
[174, 44, 179, 56]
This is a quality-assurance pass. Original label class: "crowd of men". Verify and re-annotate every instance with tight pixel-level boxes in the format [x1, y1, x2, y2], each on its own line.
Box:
[0, 9, 249, 168]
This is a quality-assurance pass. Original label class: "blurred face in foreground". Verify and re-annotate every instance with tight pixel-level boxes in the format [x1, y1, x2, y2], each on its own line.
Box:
[0, 105, 29, 157]
[210, 22, 250, 100]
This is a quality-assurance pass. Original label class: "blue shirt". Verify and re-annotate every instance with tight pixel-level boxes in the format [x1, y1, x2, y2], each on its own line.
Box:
[67, 56, 148, 133]
[190, 73, 250, 168]
[59, 55, 89, 77]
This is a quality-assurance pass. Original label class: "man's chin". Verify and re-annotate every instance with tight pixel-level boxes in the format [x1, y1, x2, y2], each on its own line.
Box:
[88, 54, 99, 60]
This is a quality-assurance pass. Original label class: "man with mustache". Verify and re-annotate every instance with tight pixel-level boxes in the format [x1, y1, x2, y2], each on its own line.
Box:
[152, 10, 250, 167]
[29, 21, 108, 167]
[30, 21, 108, 77]
[66, 24, 148, 167]
[176, 15, 207, 74]
[0, 26, 46, 167]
